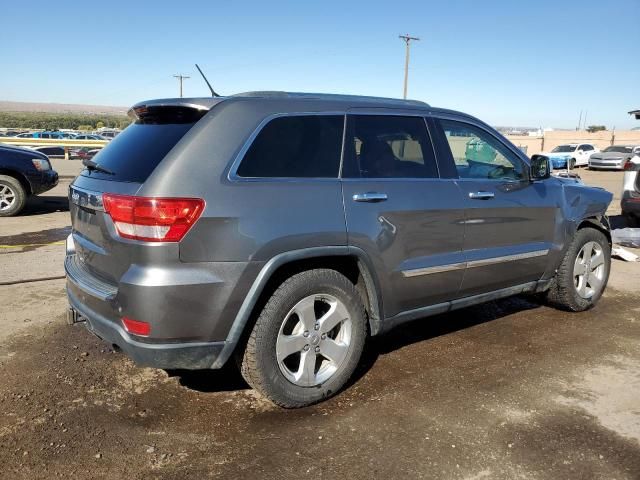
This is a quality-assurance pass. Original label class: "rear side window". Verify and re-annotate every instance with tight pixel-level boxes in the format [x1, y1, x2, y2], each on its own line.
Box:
[81, 107, 203, 183]
[342, 115, 438, 178]
[237, 115, 344, 178]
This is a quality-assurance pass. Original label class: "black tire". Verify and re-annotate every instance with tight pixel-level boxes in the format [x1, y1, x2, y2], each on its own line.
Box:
[569, 158, 576, 169]
[543, 227, 610, 312]
[240, 269, 367, 408]
[0, 175, 27, 217]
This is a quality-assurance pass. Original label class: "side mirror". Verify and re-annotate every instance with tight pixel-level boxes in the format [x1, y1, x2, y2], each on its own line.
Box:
[530, 154, 551, 180]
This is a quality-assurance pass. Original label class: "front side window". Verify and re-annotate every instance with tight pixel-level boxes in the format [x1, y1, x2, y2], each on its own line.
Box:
[579, 144, 593, 151]
[237, 115, 344, 178]
[343, 115, 438, 178]
[438, 119, 525, 181]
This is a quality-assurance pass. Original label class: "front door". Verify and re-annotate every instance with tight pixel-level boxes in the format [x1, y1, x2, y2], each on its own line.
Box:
[433, 117, 558, 297]
[341, 113, 466, 319]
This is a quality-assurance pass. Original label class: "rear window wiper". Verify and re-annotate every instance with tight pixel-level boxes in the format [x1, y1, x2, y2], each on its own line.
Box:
[82, 158, 114, 175]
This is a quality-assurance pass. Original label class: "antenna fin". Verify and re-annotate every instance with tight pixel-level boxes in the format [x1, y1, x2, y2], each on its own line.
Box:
[195, 64, 220, 97]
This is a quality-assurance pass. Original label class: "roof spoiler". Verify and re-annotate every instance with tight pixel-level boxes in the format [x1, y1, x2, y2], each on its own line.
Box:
[128, 97, 225, 120]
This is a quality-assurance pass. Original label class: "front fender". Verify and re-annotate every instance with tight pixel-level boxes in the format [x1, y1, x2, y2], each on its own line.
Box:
[542, 182, 613, 280]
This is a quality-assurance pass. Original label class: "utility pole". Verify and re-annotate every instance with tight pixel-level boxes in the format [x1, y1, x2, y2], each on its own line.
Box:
[173, 74, 190, 98]
[577, 110, 583, 131]
[399, 34, 420, 99]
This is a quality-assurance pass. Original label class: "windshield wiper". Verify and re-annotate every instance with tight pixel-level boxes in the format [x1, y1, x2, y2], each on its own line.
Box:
[82, 158, 114, 175]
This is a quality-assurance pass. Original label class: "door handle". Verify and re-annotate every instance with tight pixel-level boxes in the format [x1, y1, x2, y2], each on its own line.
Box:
[353, 192, 388, 202]
[468, 191, 495, 200]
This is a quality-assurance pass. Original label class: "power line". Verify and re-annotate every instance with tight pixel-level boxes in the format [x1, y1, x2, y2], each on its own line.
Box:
[399, 34, 420, 99]
[173, 74, 191, 98]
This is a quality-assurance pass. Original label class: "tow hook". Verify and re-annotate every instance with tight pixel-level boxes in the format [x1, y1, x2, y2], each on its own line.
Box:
[66, 307, 85, 325]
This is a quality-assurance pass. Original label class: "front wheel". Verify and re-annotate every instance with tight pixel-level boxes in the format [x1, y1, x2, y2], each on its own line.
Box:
[240, 269, 367, 408]
[0, 175, 27, 217]
[569, 158, 576, 169]
[543, 227, 610, 311]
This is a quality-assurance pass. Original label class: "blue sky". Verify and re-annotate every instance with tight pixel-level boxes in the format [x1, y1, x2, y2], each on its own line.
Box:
[1, 0, 638, 128]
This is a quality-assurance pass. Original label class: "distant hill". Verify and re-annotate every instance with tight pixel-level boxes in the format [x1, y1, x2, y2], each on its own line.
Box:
[0, 100, 127, 115]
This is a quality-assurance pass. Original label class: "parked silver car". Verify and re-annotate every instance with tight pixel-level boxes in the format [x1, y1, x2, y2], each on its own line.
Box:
[65, 92, 614, 407]
[589, 145, 640, 170]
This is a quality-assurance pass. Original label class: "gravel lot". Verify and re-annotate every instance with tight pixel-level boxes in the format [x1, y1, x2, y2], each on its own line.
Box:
[0, 168, 638, 479]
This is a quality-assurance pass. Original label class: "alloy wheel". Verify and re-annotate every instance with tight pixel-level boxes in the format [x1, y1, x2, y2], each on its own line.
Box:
[0, 184, 16, 211]
[573, 241, 606, 299]
[275, 294, 352, 387]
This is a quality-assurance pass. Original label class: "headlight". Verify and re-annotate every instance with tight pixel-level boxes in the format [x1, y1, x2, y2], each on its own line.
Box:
[31, 158, 50, 171]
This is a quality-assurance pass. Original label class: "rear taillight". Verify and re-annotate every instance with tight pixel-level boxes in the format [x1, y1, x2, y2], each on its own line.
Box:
[623, 160, 633, 171]
[102, 194, 204, 242]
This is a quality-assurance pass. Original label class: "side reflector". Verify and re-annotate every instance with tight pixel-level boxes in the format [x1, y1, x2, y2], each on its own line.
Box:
[122, 317, 151, 336]
[102, 194, 204, 242]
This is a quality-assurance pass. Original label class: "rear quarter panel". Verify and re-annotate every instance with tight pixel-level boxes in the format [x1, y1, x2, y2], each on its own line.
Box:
[138, 99, 348, 262]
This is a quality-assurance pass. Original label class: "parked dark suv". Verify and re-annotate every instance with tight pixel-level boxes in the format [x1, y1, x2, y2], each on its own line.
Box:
[66, 92, 613, 407]
[0, 144, 59, 216]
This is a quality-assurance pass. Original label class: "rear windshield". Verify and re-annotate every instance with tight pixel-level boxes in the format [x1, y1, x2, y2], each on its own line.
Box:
[80, 108, 202, 182]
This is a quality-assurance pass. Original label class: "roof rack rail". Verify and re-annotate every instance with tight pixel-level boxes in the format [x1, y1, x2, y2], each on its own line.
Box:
[231, 91, 429, 107]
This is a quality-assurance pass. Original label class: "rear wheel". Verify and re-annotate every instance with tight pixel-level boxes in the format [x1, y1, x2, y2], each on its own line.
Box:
[0, 175, 27, 217]
[240, 269, 367, 408]
[543, 227, 610, 311]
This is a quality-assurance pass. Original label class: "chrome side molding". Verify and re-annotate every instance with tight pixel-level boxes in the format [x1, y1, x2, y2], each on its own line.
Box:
[402, 249, 549, 277]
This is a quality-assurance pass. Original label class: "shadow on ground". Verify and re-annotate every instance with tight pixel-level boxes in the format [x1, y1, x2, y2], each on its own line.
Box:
[171, 295, 542, 394]
[609, 214, 639, 230]
[21, 195, 69, 216]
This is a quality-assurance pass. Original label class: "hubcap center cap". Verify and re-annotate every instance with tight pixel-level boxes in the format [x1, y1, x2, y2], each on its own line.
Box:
[310, 334, 320, 346]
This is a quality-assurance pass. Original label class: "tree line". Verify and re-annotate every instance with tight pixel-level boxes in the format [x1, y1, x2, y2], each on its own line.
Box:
[0, 111, 131, 130]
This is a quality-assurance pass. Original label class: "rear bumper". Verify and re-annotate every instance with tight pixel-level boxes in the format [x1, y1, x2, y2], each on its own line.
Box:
[67, 286, 224, 369]
[64, 250, 256, 369]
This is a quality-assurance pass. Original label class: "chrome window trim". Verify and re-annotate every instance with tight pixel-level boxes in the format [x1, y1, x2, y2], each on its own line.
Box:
[401, 249, 549, 277]
[227, 109, 443, 182]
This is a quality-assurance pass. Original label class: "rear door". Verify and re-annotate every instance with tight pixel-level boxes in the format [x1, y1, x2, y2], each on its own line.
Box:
[341, 112, 466, 319]
[432, 116, 557, 297]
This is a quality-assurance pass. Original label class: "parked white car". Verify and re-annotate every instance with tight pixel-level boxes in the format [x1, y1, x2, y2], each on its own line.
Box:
[541, 143, 599, 169]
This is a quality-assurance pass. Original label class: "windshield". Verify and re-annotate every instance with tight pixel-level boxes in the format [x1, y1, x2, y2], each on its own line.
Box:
[604, 146, 633, 153]
[551, 145, 576, 153]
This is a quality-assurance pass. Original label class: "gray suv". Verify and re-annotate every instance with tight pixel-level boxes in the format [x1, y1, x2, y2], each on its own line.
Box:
[65, 92, 613, 407]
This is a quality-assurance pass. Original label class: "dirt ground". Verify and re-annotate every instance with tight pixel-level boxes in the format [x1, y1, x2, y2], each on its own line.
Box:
[0, 168, 639, 479]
